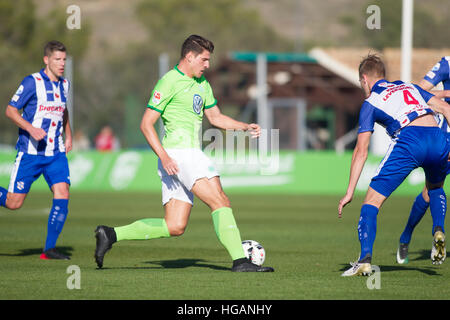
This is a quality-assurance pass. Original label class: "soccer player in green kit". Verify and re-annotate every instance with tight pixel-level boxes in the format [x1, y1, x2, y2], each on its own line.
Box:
[95, 35, 274, 272]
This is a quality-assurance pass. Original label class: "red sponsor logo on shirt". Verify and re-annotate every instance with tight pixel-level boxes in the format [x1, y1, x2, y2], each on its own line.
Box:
[39, 105, 65, 113]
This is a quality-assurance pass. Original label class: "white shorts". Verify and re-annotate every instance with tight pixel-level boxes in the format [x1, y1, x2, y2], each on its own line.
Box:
[158, 148, 219, 205]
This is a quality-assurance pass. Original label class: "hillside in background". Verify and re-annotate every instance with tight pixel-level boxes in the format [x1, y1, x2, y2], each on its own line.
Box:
[4, 0, 447, 148]
[35, 0, 450, 58]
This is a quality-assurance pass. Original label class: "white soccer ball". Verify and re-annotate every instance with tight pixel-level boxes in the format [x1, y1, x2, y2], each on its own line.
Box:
[242, 240, 266, 266]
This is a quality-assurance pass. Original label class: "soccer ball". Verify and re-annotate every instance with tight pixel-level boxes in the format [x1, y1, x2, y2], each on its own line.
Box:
[242, 240, 265, 266]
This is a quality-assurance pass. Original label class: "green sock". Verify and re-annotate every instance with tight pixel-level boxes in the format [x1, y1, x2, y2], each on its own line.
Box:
[114, 218, 170, 241]
[211, 207, 246, 261]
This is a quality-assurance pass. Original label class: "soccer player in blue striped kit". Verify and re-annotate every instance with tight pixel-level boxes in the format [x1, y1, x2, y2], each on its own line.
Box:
[397, 56, 450, 265]
[0, 41, 72, 260]
[338, 54, 450, 276]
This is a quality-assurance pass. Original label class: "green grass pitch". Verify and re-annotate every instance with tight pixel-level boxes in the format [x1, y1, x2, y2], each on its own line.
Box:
[0, 191, 448, 300]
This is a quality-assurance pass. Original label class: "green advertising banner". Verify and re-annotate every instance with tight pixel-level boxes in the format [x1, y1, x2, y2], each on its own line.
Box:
[0, 150, 435, 196]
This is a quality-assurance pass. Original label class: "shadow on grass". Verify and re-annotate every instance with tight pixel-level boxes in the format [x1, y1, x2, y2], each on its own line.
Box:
[338, 263, 441, 276]
[0, 246, 74, 258]
[98, 259, 229, 271]
[409, 250, 434, 262]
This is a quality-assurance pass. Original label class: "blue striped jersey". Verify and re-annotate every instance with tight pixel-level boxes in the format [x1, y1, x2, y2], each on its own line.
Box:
[424, 56, 450, 103]
[358, 79, 434, 139]
[423, 57, 450, 134]
[9, 68, 70, 156]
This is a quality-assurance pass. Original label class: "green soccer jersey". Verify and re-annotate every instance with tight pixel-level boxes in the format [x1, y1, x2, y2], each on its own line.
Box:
[147, 65, 217, 149]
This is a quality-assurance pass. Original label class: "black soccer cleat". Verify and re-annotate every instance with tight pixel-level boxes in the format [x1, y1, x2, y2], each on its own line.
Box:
[40, 248, 71, 260]
[94, 225, 117, 268]
[231, 258, 274, 272]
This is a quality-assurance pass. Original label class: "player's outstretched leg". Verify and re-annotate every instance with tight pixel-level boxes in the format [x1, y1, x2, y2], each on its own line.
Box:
[211, 207, 274, 272]
[397, 192, 429, 264]
[95, 218, 171, 268]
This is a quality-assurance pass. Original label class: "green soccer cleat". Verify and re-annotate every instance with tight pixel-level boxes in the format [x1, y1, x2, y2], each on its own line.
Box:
[396, 242, 409, 264]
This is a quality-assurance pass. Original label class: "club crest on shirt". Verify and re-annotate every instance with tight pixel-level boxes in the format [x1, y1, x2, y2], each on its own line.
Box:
[11, 85, 24, 102]
[152, 91, 162, 105]
[193, 94, 203, 114]
[431, 62, 440, 72]
[15, 85, 24, 96]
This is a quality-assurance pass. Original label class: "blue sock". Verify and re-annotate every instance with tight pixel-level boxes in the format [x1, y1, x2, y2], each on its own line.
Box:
[44, 199, 69, 251]
[399, 193, 429, 244]
[428, 188, 446, 235]
[358, 204, 379, 262]
[0, 187, 7, 207]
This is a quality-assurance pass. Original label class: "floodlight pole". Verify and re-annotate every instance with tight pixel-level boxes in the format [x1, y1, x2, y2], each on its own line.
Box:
[65, 55, 74, 130]
[401, 0, 414, 83]
[158, 53, 169, 139]
[372, 0, 414, 156]
[257, 53, 270, 130]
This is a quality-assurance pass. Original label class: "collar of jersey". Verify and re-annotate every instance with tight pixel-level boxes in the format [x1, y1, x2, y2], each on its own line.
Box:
[371, 79, 388, 92]
[39, 68, 62, 84]
[174, 64, 185, 76]
[174, 64, 203, 82]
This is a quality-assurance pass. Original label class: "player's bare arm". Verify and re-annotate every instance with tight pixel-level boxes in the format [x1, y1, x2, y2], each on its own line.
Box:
[140, 108, 179, 175]
[204, 105, 261, 138]
[5, 105, 46, 141]
[427, 96, 450, 125]
[338, 131, 371, 217]
[418, 79, 450, 100]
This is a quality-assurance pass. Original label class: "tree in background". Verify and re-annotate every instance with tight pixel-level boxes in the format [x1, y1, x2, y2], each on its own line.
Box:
[79, 0, 295, 148]
[339, 0, 450, 49]
[0, 0, 90, 146]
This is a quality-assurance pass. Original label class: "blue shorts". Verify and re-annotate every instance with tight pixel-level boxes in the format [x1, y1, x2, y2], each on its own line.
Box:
[370, 126, 449, 197]
[8, 152, 71, 193]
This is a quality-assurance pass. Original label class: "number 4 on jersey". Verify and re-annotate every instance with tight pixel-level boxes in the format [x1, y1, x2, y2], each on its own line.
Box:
[403, 90, 419, 105]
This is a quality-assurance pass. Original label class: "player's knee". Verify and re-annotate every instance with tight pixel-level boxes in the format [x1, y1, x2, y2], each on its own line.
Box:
[167, 222, 187, 237]
[53, 190, 70, 199]
[52, 183, 70, 199]
[7, 200, 24, 210]
[58, 191, 70, 199]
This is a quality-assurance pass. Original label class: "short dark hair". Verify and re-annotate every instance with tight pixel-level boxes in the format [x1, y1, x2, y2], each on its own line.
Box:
[359, 53, 386, 79]
[181, 35, 214, 58]
[44, 40, 66, 57]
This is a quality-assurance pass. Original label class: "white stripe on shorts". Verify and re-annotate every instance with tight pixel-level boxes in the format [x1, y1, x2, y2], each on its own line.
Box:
[374, 139, 397, 178]
[8, 152, 24, 193]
